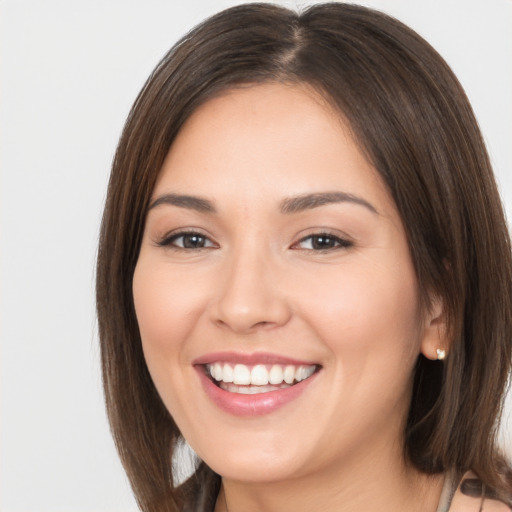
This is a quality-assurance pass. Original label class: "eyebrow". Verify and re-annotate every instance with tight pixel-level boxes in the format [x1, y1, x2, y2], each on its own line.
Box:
[280, 192, 378, 215]
[148, 193, 216, 213]
[147, 191, 378, 216]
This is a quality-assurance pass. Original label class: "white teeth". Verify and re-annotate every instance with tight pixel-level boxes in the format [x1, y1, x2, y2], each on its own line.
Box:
[222, 363, 233, 383]
[283, 365, 295, 384]
[268, 365, 284, 385]
[219, 382, 292, 394]
[296, 365, 315, 382]
[233, 364, 251, 385]
[207, 362, 317, 388]
[251, 364, 269, 385]
[214, 363, 223, 381]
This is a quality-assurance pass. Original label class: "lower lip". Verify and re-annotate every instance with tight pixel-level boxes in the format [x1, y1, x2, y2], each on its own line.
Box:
[196, 367, 318, 417]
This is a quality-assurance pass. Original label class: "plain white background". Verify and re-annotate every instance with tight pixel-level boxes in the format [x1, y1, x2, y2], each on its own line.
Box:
[1, 1, 511, 511]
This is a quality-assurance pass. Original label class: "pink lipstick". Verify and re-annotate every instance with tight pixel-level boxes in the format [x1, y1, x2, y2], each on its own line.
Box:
[193, 352, 320, 416]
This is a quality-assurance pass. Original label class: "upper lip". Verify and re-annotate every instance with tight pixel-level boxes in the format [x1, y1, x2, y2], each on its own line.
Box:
[192, 351, 319, 367]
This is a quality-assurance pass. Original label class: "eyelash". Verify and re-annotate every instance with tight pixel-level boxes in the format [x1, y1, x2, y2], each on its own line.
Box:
[157, 230, 216, 250]
[292, 232, 353, 252]
[157, 230, 352, 252]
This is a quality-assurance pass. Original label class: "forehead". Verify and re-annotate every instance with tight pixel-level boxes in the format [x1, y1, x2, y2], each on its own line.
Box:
[153, 82, 393, 215]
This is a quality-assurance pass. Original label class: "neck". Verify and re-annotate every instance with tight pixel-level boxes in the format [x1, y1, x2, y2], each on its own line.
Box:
[214, 440, 444, 512]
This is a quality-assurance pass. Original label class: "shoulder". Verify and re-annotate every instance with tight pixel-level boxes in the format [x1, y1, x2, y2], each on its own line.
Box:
[448, 471, 512, 512]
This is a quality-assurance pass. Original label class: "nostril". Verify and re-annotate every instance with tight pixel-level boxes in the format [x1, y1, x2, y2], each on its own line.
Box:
[253, 320, 271, 329]
[214, 317, 276, 334]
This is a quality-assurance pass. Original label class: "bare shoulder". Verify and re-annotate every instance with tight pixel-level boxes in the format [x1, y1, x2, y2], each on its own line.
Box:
[449, 471, 512, 512]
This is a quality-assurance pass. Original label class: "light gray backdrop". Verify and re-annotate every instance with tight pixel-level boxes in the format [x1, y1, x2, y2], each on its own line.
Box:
[1, 1, 511, 511]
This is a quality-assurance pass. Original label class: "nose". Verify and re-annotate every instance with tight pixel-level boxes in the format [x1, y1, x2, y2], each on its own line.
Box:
[210, 248, 292, 334]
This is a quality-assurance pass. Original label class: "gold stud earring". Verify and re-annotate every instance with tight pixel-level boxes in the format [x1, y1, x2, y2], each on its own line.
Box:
[436, 348, 446, 360]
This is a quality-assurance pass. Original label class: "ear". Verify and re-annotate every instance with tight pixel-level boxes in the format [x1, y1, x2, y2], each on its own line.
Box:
[420, 295, 449, 361]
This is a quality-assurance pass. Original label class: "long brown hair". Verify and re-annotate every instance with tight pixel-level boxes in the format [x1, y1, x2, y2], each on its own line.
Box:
[96, 3, 512, 510]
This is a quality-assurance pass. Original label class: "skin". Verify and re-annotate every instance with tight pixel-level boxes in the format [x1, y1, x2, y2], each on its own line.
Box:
[133, 83, 446, 512]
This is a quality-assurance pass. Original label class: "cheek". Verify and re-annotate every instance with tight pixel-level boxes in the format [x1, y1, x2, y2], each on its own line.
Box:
[132, 260, 204, 374]
[298, 256, 421, 361]
[132, 258, 212, 429]
[298, 258, 422, 439]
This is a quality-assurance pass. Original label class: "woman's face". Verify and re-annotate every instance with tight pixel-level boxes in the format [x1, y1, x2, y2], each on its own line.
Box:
[133, 83, 439, 483]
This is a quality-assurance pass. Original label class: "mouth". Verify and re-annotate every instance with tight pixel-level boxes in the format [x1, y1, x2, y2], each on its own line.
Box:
[204, 362, 320, 395]
[193, 352, 322, 416]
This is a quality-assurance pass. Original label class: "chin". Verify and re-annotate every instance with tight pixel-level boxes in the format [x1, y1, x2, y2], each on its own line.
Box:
[188, 427, 317, 483]
[205, 452, 308, 484]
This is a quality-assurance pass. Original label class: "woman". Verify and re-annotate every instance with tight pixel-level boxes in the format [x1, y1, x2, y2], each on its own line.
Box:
[96, 3, 512, 511]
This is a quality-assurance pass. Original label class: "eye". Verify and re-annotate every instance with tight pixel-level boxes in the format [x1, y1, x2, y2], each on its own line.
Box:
[159, 231, 216, 249]
[293, 233, 352, 251]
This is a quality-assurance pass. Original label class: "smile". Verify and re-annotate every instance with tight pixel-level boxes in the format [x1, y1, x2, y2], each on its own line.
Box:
[205, 363, 317, 394]
[194, 352, 321, 416]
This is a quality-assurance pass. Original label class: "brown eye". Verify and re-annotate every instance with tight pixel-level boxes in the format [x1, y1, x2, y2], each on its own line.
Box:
[295, 233, 352, 251]
[160, 232, 215, 249]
